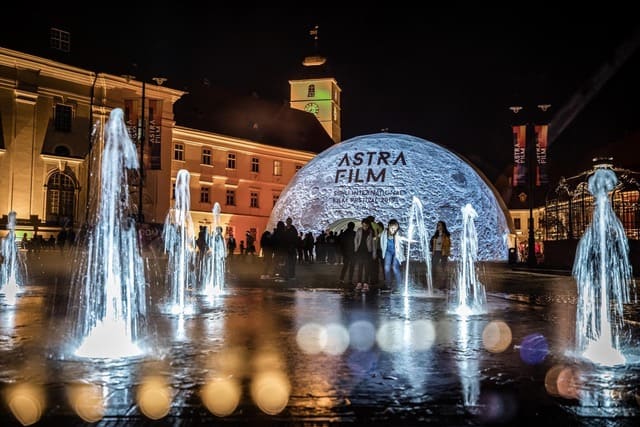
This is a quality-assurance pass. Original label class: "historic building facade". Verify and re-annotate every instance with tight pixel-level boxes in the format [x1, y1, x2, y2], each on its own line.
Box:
[0, 46, 320, 251]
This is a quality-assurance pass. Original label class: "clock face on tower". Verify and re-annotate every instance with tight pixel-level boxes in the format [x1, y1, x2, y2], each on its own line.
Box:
[304, 102, 319, 116]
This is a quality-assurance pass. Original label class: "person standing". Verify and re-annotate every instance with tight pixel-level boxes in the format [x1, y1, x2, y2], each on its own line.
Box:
[380, 219, 405, 290]
[353, 218, 375, 291]
[283, 217, 299, 280]
[227, 233, 237, 257]
[338, 222, 356, 286]
[430, 220, 451, 288]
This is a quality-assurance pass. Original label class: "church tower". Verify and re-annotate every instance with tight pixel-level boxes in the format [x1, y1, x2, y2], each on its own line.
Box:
[289, 26, 342, 143]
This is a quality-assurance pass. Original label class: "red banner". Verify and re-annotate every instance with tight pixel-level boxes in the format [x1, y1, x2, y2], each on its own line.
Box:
[148, 100, 162, 170]
[512, 125, 527, 186]
[535, 124, 548, 185]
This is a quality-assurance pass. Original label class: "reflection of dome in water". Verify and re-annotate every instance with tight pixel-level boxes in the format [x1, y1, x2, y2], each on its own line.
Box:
[268, 133, 510, 260]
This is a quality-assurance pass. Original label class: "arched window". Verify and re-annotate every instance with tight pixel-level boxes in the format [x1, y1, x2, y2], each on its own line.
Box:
[46, 171, 76, 226]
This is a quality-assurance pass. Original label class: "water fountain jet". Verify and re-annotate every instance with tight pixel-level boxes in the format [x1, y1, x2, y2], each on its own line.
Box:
[201, 202, 226, 298]
[0, 211, 27, 304]
[450, 203, 486, 316]
[563, 166, 639, 418]
[403, 196, 433, 296]
[163, 168, 196, 315]
[69, 108, 147, 359]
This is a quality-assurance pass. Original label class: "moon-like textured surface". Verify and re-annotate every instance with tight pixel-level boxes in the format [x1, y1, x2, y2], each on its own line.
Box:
[268, 133, 510, 260]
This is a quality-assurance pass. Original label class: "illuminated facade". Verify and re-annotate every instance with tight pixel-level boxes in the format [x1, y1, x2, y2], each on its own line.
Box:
[0, 47, 318, 249]
[289, 78, 341, 143]
[171, 127, 315, 248]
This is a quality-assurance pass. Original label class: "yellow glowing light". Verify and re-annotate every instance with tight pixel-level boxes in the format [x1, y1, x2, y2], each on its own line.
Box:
[544, 365, 563, 397]
[67, 383, 105, 423]
[201, 377, 241, 417]
[136, 376, 172, 420]
[323, 323, 350, 355]
[296, 322, 327, 354]
[482, 321, 512, 353]
[5, 383, 45, 426]
[376, 320, 405, 352]
[251, 371, 290, 415]
[556, 367, 580, 400]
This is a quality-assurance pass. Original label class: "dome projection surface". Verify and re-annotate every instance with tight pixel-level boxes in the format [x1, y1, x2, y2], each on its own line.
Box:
[268, 133, 510, 261]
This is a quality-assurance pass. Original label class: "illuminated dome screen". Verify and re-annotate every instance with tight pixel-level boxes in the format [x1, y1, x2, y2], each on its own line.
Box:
[268, 133, 510, 261]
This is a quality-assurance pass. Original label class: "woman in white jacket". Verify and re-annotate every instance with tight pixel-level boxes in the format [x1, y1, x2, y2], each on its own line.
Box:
[379, 219, 405, 290]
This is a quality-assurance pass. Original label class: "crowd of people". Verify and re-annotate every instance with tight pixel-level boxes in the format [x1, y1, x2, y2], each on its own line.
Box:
[8, 217, 453, 292]
[230, 216, 453, 292]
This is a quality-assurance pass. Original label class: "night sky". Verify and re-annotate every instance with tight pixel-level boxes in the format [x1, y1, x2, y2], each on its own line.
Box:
[3, 5, 640, 188]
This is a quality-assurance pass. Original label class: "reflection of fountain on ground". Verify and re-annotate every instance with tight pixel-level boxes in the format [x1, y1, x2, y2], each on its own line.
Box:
[0, 211, 26, 304]
[450, 204, 486, 316]
[456, 317, 481, 409]
[562, 167, 639, 417]
[163, 169, 196, 316]
[403, 196, 434, 296]
[68, 108, 147, 359]
[201, 202, 226, 298]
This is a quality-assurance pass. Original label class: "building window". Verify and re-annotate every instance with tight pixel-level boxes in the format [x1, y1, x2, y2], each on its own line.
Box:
[273, 194, 280, 207]
[226, 189, 236, 206]
[307, 84, 315, 98]
[514, 218, 521, 230]
[172, 183, 176, 199]
[295, 164, 302, 172]
[202, 148, 212, 165]
[50, 27, 70, 52]
[54, 104, 72, 132]
[227, 153, 236, 169]
[46, 172, 75, 226]
[251, 157, 260, 173]
[174, 144, 184, 161]
[250, 192, 259, 208]
[200, 187, 210, 203]
[273, 160, 282, 176]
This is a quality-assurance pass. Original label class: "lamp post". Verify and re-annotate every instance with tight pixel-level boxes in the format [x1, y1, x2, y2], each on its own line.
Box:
[511, 104, 550, 267]
[526, 122, 537, 267]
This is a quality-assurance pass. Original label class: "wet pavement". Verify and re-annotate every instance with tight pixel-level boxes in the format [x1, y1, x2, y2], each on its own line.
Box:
[1, 251, 639, 426]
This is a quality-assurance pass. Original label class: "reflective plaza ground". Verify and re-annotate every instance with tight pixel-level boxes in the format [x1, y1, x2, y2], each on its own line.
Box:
[1, 251, 639, 426]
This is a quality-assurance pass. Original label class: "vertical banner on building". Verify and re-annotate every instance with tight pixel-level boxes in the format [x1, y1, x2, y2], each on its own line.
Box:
[124, 99, 139, 144]
[512, 125, 527, 187]
[148, 99, 162, 170]
[534, 124, 548, 186]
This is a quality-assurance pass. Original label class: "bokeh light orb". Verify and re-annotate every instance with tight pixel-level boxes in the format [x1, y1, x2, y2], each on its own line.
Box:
[268, 133, 509, 260]
[482, 321, 512, 353]
[519, 333, 549, 365]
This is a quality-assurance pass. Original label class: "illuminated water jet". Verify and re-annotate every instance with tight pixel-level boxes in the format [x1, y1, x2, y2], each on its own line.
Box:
[201, 202, 226, 297]
[0, 211, 27, 304]
[69, 108, 147, 358]
[403, 196, 433, 295]
[450, 204, 486, 316]
[572, 167, 636, 366]
[163, 168, 196, 315]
